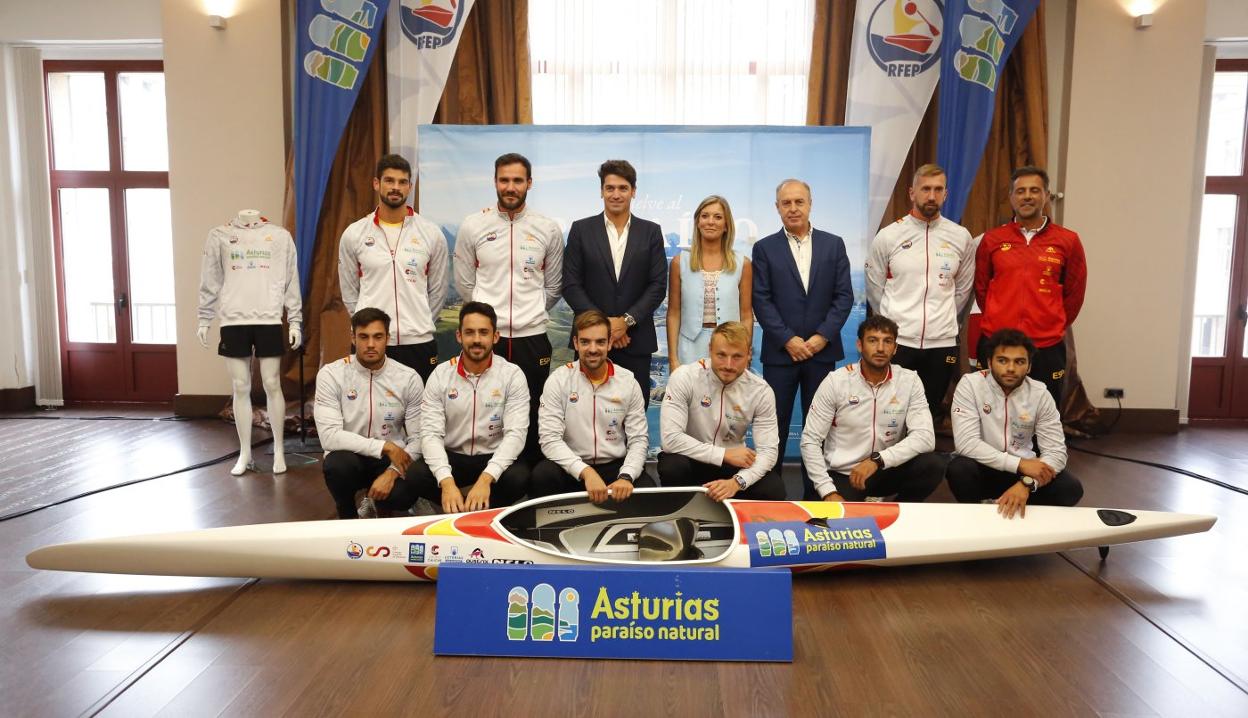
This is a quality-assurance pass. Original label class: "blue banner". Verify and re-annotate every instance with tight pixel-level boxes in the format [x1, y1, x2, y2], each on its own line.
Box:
[434, 564, 793, 661]
[935, 0, 1039, 222]
[293, 0, 390, 289]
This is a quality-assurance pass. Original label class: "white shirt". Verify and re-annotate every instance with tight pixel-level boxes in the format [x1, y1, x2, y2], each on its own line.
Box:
[785, 227, 813, 291]
[604, 213, 632, 280]
[380, 220, 401, 252]
[1019, 217, 1049, 245]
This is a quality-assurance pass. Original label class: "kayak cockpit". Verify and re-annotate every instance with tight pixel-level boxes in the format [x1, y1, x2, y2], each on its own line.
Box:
[495, 489, 736, 564]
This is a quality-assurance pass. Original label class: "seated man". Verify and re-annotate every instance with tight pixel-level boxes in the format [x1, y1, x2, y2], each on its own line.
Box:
[948, 328, 1084, 518]
[532, 310, 654, 502]
[315, 308, 425, 519]
[659, 321, 786, 501]
[409, 302, 531, 513]
[801, 315, 945, 503]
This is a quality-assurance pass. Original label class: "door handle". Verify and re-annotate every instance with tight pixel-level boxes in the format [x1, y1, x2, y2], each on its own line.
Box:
[1238, 303, 1248, 323]
[116, 292, 128, 313]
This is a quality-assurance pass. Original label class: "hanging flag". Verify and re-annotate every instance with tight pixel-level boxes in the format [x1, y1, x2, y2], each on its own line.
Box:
[935, 0, 1039, 222]
[845, 0, 946, 231]
[386, 0, 477, 163]
[294, 0, 391, 289]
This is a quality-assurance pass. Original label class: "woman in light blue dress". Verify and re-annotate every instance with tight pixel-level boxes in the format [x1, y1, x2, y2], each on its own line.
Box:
[665, 195, 753, 370]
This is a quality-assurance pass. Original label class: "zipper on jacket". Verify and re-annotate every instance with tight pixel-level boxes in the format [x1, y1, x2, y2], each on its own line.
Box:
[508, 221, 515, 354]
[367, 373, 374, 437]
[711, 385, 726, 444]
[919, 224, 929, 349]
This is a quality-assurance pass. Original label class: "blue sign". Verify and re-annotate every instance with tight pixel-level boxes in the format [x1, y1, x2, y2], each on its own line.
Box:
[293, 0, 390, 290]
[935, 0, 1039, 222]
[747, 518, 886, 567]
[434, 565, 792, 661]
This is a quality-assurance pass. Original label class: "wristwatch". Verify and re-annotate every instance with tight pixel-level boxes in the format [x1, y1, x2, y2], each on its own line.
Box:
[1020, 475, 1038, 493]
[618, 473, 634, 484]
[733, 474, 748, 491]
[623, 313, 637, 328]
[869, 452, 885, 470]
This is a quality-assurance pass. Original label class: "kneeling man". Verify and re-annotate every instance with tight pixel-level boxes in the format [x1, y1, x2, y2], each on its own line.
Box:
[801, 315, 945, 502]
[659, 321, 786, 501]
[532, 310, 654, 502]
[316, 308, 425, 518]
[409, 302, 531, 512]
[948, 328, 1083, 518]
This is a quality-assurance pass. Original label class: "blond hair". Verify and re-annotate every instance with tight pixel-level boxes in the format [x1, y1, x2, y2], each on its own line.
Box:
[690, 195, 737, 273]
[912, 163, 946, 185]
[710, 321, 751, 351]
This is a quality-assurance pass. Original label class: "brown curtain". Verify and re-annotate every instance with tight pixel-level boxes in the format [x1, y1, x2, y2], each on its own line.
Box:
[805, 0, 856, 126]
[434, 0, 533, 125]
[279, 40, 389, 402]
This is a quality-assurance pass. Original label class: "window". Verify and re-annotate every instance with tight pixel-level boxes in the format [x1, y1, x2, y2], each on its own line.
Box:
[529, 0, 815, 125]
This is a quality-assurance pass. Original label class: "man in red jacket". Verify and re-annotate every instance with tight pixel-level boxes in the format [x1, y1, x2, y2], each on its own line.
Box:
[975, 166, 1087, 409]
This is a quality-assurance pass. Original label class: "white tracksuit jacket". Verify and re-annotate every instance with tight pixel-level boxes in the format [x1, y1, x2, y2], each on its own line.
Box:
[538, 360, 648, 481]
[198, 218, 302, 329]
[421, 354, 529, 483]
[454, 206, 563, 338]
[951, 370, 1067, 473]
[314, 355, 423, 460]
[865, 214, 974, 349]
[338, 207, 449, 346]
[660, 360, 779, 487]
[800, 363, 935, 498]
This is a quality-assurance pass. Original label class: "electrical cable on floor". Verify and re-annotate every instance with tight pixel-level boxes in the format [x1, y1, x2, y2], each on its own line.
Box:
[1058, 551, 1248, 696]
[0, 436, 274, 524]
[1068, 442, 1248, 497]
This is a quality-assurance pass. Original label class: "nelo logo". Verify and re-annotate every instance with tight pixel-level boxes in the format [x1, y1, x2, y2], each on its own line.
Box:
[866, 0, 944, 78]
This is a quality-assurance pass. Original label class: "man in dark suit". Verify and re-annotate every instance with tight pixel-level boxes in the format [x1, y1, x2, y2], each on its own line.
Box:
[563, 160, 668, 406]
[752, 179, 854, 499]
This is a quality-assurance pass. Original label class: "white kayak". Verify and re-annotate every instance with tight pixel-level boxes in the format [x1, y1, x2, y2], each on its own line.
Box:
[26, 488, 1216, 581]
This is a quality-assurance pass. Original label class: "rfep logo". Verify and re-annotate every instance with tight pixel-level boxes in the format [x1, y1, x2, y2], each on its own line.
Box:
[400, 0, 466, 50]
[508, 584, 580, 642]
[866, 0, 944, 78]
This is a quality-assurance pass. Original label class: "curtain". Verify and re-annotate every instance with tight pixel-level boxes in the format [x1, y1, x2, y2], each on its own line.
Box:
[435, 0, 534, 125]
[528, 0, 814, 125]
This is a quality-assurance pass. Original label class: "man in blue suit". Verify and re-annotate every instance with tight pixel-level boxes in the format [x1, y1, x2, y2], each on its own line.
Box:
[752, 179, 854, 499]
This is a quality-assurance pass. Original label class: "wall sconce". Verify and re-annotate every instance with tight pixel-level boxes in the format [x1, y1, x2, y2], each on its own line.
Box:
[208, 15, 227, 30]
[204, 0, 235, 29]
[1134, 14, 1153, 30]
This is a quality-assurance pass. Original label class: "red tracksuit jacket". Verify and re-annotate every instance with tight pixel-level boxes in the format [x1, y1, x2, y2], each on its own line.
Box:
[975, 219, 1087, 348]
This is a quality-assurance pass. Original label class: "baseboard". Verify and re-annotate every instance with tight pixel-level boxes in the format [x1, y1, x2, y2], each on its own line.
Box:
[0, 385, 36, 411]
[1094, 408, 1181, 434]
[174, 393, 229, 418]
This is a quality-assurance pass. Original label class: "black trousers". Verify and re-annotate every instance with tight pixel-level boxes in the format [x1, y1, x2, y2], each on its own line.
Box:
[497, 334, 553, 457]
[893, 344, 959, 421]
[977, 336, 1066, 411]
[408, 451, 530, 507]
[606, 349, 652, 408]
[764, 360, 836, 500]
[821, 452, 948, 502]
[656, 452, 788, 501]
[529, 457, 655, 497]
[323, 450, 423, 519]
[387, 340, 439, 384]
[945, 455, 1083, 506]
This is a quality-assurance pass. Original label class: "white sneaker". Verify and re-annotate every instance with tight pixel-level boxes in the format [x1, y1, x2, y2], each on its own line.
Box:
[357, 497, 378, 519]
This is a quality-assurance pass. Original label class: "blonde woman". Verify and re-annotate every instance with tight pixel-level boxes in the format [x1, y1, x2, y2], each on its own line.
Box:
[666, 195, 753, 369]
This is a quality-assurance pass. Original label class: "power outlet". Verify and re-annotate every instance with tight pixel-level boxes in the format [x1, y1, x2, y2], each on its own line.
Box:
[1104, 388, 1124, 399]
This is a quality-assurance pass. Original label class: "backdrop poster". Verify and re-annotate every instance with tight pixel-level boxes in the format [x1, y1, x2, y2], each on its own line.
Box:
[418, 126, 870, 457]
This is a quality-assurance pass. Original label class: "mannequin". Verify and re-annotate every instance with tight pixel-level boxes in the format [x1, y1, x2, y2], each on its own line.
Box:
[197, 209, 304, 475]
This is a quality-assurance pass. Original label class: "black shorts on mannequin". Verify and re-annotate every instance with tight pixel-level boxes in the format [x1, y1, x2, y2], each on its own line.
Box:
[219, 324, 284, 358]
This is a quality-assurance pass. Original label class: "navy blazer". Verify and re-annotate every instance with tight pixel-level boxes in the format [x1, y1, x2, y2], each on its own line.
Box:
[562, 213, 668, 356]
[751, 227, 854, 366]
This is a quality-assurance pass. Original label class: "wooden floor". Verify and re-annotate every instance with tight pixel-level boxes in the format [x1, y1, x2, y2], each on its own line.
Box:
[2, 411, 1246, 717]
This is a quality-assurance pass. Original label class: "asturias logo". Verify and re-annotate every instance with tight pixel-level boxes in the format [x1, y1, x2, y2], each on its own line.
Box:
[400, 0, 466, 50]
[508, 584, 580, 642]
[866, 0, 944, 77]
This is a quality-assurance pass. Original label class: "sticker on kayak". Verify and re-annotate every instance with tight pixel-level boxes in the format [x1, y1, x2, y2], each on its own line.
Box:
[747, 519, 886, 567]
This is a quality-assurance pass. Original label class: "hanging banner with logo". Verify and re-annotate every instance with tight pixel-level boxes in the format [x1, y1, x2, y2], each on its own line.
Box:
[434, 564, 793, 661]
[845, 0, 945, 231]
[935, 0, 1039, 222]
[386, 0, 477, 163]
[293, 0, 390, 288]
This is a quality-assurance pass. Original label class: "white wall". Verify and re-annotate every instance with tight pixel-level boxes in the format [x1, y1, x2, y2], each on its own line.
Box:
[1206, 0, 1248, 41]
[0, 0, 163, 43]
[161, 0, 287, 397]
[1062, 0, 1208, 412]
